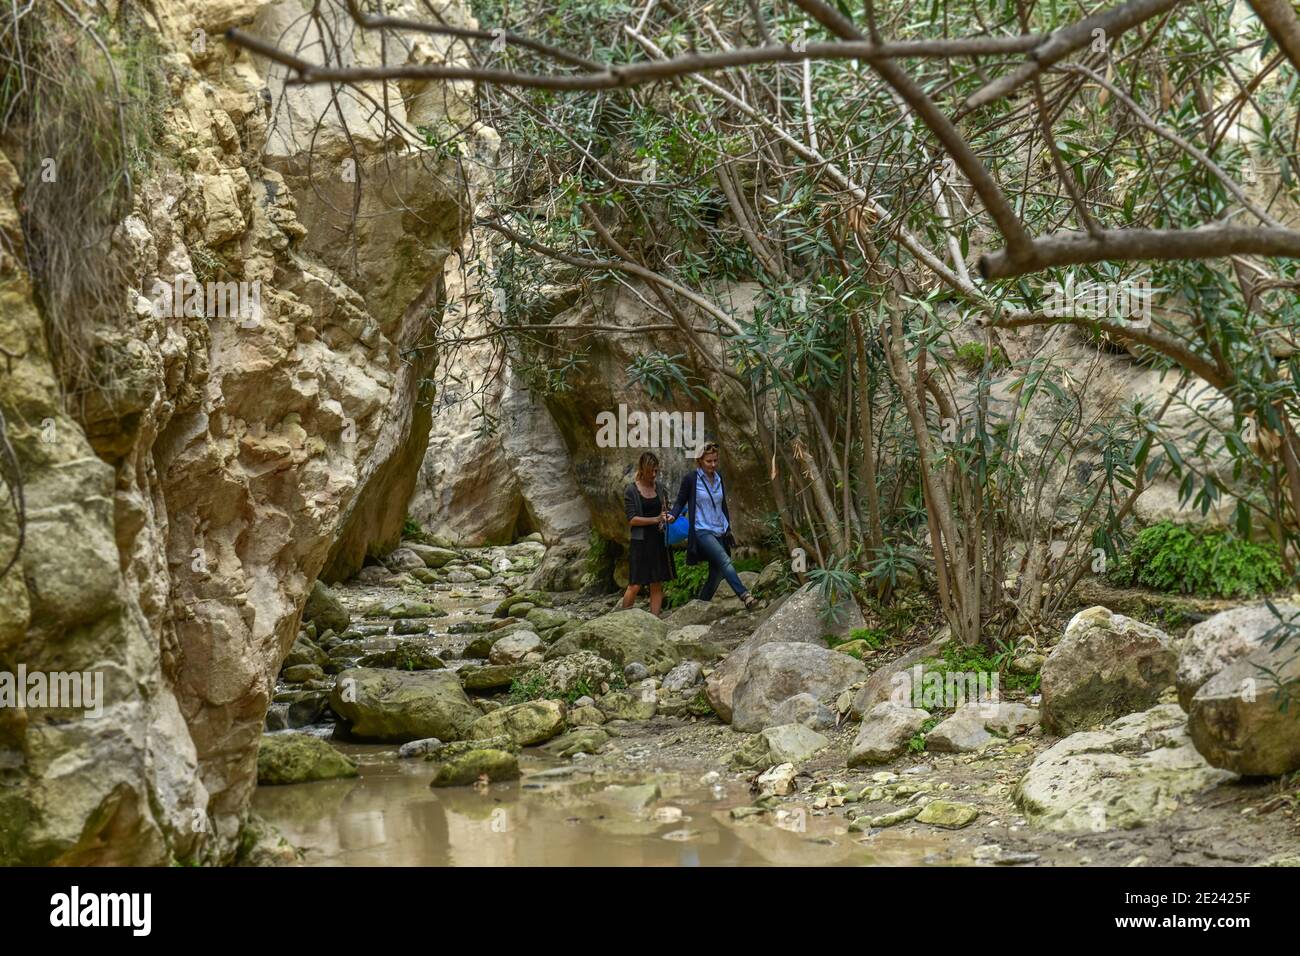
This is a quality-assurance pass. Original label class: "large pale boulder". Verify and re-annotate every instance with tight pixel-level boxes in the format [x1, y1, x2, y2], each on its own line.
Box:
[731, 642, 868, 733]
[545, 608, 678, 672]
[926, 701, 1040, 753]
[1016, 704, 1235, 831]
[330, 669, 481, 743]
[1040, 606, 1178, 735]
[256, 733, 358, 785]
[470, 699, 566, 747]
[706, 584, 864, 722]
[532, 651, 618, 698]
[1187, 645, 1300, 776]
[1176, 602, 1300, 709]
[848, 702, 931, 766]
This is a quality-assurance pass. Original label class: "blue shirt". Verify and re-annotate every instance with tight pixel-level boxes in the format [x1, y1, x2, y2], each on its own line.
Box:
[693, 469, 729, 535]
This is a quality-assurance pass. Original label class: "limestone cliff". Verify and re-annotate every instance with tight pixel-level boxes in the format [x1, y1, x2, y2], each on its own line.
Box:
[0, 0, 492, 863]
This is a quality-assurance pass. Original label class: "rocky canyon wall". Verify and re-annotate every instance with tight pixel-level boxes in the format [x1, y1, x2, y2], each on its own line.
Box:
[0, 0, 491, 863]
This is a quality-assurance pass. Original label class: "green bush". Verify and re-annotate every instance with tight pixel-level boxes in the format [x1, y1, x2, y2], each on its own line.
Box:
[1108, 521, 1286, 599]
[954, 342, 1009, 373]
[662, 550, 763, 608]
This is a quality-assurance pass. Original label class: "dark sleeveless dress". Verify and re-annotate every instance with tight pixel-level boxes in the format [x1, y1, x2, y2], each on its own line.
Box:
[628, 488, 676, 585]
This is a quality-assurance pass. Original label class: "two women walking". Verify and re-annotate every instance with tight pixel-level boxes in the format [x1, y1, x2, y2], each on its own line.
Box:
[621, 441, 757, 615]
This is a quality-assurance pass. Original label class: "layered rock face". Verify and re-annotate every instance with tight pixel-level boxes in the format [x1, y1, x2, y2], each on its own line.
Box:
[0, 0, 491, 863]
[412, 280, 776, 555]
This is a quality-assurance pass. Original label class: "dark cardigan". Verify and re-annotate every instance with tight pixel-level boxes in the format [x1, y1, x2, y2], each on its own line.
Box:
[668, 470, 734, 565]
[623, 481, 666, 542]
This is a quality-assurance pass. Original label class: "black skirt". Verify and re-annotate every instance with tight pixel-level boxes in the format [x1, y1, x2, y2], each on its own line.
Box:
[628, 491, 676, 585]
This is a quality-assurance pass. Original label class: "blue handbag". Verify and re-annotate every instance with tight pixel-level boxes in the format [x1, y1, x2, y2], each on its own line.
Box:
[665, 513, 689, 546]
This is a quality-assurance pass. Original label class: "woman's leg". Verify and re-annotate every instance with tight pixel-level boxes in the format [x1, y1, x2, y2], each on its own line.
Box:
[648, 583, 664, 616]
[695, 531, 748, 600]
[621, 583, 641, 609]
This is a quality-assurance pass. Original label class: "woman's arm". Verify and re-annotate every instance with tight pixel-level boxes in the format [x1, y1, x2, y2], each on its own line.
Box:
[668, 473, 690, 520]
[625, 484, 661, 526]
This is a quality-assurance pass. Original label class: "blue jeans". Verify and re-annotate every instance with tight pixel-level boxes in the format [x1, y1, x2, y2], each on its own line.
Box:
[695, 530, 748, 601]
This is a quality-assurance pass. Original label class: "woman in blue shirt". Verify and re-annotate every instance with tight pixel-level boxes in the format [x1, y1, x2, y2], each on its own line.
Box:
[667, 441, 757, 610]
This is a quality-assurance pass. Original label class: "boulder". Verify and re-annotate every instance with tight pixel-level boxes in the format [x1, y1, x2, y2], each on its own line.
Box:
[533, 650, 618, 698]
[847, 702, 931, 766]
[597, 687, 657, 721]
[302, 581, 350, 635]
[926, 701, 1040, 753]
[489, 630, 544, 665]
[385, 547, 427, 572]
[707, 583, 865, 722]
[256, 733, 358, 785]
[282, 664, 325, 684]
[661, 660, 704, 693]
[457, 663, 535, 691]
[544, 727, 609, 758]
[769, 692, 835, 730]
[850, 632, 950, 717]
[1176, 602, 1300, 709]
[428, 749, 519, 787]
[357, 643, 446, 670]
[915, 801, 979, 829]
[470, 699, 566, 746]
[283, 634, 329, 670]
[1040, 606, 1178, 735]
[1187, 644, 1300, 776]
[330, 668, 481, 742]
[404, 543, 459, 568]
[1015, 704, 1235, 831]
[731, 723, 829, 770]
[730, 642, 868, 732]
[545, 608, 678, 672]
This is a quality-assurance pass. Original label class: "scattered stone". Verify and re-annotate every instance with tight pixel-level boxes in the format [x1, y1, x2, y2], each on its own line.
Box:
[384, 601, 446, 620]
[428, 749, 519, 786]
[661, 660, 704, 693]
[1016, 703, 1236, 831]
[1040, 606, 1178, 736]
[756, 763, 797, 797]
[256, 733, 358, 785]
[916, 800, 979, 828]
[544, 727, 609, 758]
[398, 738, 443, 759]
[330, 668, 481, 743]
[624, 661, 652, 683]
[848, 702, 931, 766]
[471, 699, 566, 746]
[302, 581, 350, 634]
[282, 663, 324, 684]
[849, 805, 920, 831]
[731, 642, 867, 732]
[489, 630, 544, 665]
[568, 705, 606, 726]
[357, 644, 446, 670]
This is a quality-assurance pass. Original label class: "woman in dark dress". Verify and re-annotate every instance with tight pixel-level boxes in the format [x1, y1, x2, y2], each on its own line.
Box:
[621, 451, 675, 615]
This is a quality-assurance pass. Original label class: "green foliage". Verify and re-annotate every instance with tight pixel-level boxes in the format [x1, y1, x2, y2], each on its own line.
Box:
[954, 342, 1008, 373]
[908, 716, 942, 753]
[1108, 521, 1286, 599]
[506, 671, 547, 703]
[402, 515, 422, 538]
[663, 550, 762, 608]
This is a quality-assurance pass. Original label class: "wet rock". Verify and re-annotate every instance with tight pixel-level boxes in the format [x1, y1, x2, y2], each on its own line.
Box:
[849, 805, 921, 831]
[1176, 602, 1300, 709]
[489, 630, 544, 665]
[392, 620, 430, 637]
[282, 664, 325, 684]
[1040, 606, 1178, 735]
[496, 591, 552, 618]
[1188, 644, 1300, 776]
[256, 733, 358, 785]
[594, 782, 660, 812]
[330, 668, 481, 743]
[525, 607, 571, 631]
[848, 702, 931, 766]
[926, 702, 1040, 753]
[471, 699, 566, 746]
[357, 644, 446, 670]
[707, 583, 865, 722]
[428, 749, 519, 787]
[1016, 703, 1236, 831]
[546, 608, 679, 672]
[730, 642, 867, 732]
[398, 738, 443, 758]
[850, 632, 950, 718]
[661, 660, 704, 693]
[544, 727, 609, 758]
[302, 581, 350, 634]
[916, 800, 979, 829]
[457, 663, 535, 691]
[284, 634, 329, 670]
[382, 601, 446, 620]
[770, 692, 835, 730]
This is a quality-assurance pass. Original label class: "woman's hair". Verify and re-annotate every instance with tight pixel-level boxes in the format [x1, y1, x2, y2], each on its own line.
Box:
[635, 451, 659, 483]
[700, 441, 721, 456]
